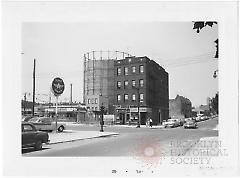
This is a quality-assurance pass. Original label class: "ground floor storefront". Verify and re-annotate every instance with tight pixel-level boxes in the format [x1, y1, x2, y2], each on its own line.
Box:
[115, 106, 169, 125]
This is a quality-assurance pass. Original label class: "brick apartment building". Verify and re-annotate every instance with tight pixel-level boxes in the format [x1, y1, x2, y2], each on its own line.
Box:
[114, 56, 169, 125]
[169, 95, 192, 119]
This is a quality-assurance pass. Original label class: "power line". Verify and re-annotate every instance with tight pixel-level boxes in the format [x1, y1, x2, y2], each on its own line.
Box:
[159, 52, 214, 65]
[164, 58, 216, 68]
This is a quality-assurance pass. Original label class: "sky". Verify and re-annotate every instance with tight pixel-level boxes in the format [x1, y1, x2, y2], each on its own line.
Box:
[22, 22, 218, 107]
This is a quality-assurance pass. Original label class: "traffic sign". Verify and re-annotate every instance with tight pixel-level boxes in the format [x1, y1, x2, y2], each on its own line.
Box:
[51, 77, 65, 96]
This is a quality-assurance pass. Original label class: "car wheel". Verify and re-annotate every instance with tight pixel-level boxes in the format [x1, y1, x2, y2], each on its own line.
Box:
[58, 126, 64, 132]
[35, 140, 42, 150]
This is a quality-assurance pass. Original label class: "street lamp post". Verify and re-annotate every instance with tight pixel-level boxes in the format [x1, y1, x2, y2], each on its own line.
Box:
[100, 104, 104, 132]
[133, 87, 141, 128]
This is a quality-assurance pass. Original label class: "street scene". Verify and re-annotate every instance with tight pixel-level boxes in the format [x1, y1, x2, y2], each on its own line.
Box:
[21, 22, 219, 158]
[23, 116, 218, 156]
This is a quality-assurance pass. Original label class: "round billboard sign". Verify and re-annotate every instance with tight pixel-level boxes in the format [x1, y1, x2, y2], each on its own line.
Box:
[52, 77, 65, 96]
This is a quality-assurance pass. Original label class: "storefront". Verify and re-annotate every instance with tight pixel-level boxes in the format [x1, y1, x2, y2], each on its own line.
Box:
[44, 105, 87, 122]
[115, 106, 152, 125]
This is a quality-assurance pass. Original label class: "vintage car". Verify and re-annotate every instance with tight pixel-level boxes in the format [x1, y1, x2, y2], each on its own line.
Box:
[22, 122, 49, 150]
[28, 117, 66, 132]
[164, 119, 180, 128]
[21, 115, 35, 122]
[184, 120, 198, 129]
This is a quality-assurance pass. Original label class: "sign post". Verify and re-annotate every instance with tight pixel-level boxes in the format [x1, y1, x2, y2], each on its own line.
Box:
[55, 96, 58, 133]
[51, 77, 65, 133]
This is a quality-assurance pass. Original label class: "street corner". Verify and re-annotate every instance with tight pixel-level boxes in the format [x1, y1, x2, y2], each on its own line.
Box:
[98, 131, 120, 137]
[48, 130, 120, 145]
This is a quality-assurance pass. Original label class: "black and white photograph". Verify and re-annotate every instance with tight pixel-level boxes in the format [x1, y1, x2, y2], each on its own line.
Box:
[1, 1, 239, 177]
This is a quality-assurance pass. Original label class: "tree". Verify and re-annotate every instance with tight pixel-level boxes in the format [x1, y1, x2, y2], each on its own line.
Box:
[211, 93, 219, 114]
[193, 21, 218, 58]
[193, 21, 217, 33]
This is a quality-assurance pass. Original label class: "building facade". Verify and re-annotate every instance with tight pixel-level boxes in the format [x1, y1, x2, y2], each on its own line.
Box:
[169, 95, 192, 119]
[114, 56, 169, 125]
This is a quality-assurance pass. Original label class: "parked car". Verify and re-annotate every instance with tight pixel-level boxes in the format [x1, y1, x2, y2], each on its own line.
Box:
[28, 117, 66, 132]
[165, 119, 180, 128]
[22, 115, 35, 122]
[195, 116, 201, 122]
[22, 122, 49, 150]
[199, 115, 208, 121]
[161, 120, 167, 128]
[184, 117, 193, 123]
[178, 118, 185, 126]
[184, 120, 198, 129]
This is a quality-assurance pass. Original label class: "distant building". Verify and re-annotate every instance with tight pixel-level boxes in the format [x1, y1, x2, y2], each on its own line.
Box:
[207, 97, 211, 106]
[114, 56, 169, 125]
[30, 104, 87, 122]
[169, 95, 192, 119]
[193, 104, 211, 116]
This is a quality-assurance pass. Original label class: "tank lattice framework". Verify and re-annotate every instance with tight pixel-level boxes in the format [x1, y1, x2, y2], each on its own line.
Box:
[83, 50, 133, 113]
[83, 50, 133, 61]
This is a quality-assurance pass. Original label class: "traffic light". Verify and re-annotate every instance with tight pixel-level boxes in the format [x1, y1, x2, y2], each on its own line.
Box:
[214, 39, 218, 58]
[213, 70, 218, 78]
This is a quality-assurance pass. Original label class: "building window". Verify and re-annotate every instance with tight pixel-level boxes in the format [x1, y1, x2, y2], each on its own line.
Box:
[91, 99, 95, 104]
[95, 107, 98, 111]
[140, 93, 144, 101]
[117, 68, 121, 76]
[117, 81, 121, 89]
[140, 65, 144, 73]
[132, 94, 136, 101]
[88, 99, 91, 104]
[124, 67, 128, 75]
[139, 79, 144, 87]
[132, 66, 136, 73]
[92, 107, 94, 110]
[124, 80, 128, 88]
[117, 95, 121, 102]
[124, 94, 129, 101]
[132, 80, 136, 87]
[95, 98, 98, 104]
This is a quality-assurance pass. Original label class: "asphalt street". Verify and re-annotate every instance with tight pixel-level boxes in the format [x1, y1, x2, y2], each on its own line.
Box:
[23, 117, 218, 157]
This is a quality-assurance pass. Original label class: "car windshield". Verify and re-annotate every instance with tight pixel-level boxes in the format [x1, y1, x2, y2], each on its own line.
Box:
[40, 117, 52, 122]
[29, 117, 41, 122]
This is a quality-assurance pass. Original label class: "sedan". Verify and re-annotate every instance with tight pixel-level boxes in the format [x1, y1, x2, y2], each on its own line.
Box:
[165, 119, 180, 128]
[28, 117, 66, 132]
[22, 122, 49, 150]
[184, 120, 198, 129]
[22, 116, 35, 122]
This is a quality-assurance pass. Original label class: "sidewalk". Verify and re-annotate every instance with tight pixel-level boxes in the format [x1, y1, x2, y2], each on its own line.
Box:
[110, 124, 166, 129]
[66, 122, 166, 129]
[48, 130, 119, 144]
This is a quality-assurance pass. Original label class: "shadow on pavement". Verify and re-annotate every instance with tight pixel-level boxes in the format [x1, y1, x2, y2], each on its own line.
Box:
[22, 147, 50, 154]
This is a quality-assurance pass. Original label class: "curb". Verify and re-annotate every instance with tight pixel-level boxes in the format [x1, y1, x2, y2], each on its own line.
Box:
[47, 133, 119, 145]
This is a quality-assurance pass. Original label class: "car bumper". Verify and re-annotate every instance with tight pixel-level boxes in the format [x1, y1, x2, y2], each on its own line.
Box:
[184, 125, 197, 128]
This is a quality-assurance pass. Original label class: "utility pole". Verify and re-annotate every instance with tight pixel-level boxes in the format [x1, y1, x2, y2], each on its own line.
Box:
[133, 86, 141, 128]
[70, 83, 72, 105]
[32, 59, 36, 116]
[136, 87, 140, 128]
[23, 93, 27, 114]
[100, 103, 104, 132]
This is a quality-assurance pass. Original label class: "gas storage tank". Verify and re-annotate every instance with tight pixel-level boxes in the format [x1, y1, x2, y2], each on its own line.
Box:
[83, 50, 132, 114]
